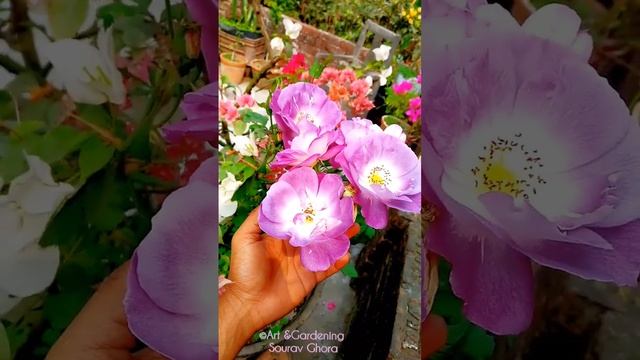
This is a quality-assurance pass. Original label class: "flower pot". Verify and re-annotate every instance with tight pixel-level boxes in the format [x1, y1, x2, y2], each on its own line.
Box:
[249, 58, 269, 76]
[219, 30, 266, 62]
[220, 52, 247, 85]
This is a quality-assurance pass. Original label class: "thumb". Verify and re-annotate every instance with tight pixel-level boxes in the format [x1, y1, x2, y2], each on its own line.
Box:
[232, 207, 262, 250]
[47, 262, 135, 360]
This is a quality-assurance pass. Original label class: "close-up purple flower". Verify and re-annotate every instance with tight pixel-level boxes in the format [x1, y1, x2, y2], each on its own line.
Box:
[336, 129, 420, 229]
[270, 121, 342, 169]
[258, 167, 355, 272]
[163, 82, 217, 143]
[425, 0, 592, 61]
[424, 30, 640, 335]
[124, 157, 217, 359]
[270, 82, 343, 147]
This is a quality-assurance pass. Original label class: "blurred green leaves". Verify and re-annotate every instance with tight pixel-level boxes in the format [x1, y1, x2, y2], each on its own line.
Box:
[0, 322, 10, 360]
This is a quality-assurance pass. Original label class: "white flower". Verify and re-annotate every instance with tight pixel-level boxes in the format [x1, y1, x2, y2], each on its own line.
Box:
[365, 76, 373, 87]
[219, 173, 243, 222]
[379, 66, 393, 86]
[283, 18, 302, 40]
[372, 44, 391, 62]
[231, 133, 259, 157]
[251, 89, 270, 104]
[0, 154, 75, 316]
[41, 28, 126, 105]
[270, 37, 285, 55]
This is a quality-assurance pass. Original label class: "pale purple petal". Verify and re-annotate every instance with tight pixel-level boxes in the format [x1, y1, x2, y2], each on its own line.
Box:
[126, 256, 216, 360]
[300, 235, 350, 272]
[429, 210, 534, 335]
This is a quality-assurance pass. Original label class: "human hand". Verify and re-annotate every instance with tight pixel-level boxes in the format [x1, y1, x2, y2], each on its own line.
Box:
[421, 314, 447, 359]
[219, 208, 359, 360]
[46, 262, 164, 360]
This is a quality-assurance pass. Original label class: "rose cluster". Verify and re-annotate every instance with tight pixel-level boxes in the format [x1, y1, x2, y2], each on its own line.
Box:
[259, 82, 421, 272]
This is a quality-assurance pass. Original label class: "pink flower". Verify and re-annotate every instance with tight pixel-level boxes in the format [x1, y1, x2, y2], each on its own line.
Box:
[259, 167, 355, 271]
[350, 79, 371, 98]
[338, 69, 357, 83]
[318, 67, 340, 84]
[392, 81, 414, 95]
[350, 96, 374, 116]
[236, 94, 256, 108]
[406, 97, 421, 123]
[220, 99, 238, 123]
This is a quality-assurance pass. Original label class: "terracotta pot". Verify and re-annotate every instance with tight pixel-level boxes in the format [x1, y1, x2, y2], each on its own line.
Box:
[220, 52, 247, 85]
[249, 58, 268, 76]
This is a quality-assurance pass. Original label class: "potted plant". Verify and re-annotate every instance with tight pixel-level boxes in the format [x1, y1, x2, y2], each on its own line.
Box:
[221, 0, 262, 39]
[220, 51, 247, 85]
[219, 0, 267, 61]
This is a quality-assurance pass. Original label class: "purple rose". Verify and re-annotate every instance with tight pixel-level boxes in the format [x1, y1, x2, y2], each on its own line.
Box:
[271, 121, 342, 169]
[336, 127, 420, 229]
[258, 167, 355, 272]
[124, 157, 217, 359]
[271, 83, 343, 147]
[424, 31, 640, 335]
[163, 82, 217, 143]
[425, 0, 592, 61]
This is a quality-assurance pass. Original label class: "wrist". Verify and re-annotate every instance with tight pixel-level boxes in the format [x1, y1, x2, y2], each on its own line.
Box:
[218, 284, 259, 360]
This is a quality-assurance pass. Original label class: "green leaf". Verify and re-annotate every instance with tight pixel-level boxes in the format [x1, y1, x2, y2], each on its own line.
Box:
[84, 171, 130, 231]
[40, 192, 86, 248]
[76, 104, 113, 130]
[340, 262, 358, 278]
[461, 327, 495, 359]
[232, 120, 248, 135]
[37, 126, 89, 164]
[0, 322, 10, 360]
[0, 140, 27, 182]
[97, 2, 138, 27]
[397, 64, 417, 79]
[242, 110, 269, 125]
[309, 60, 325, 79]
[114, 16, 154, 48]
[43, 290, 92, 329]
[79, 137, 115, 180]
[0, 90, 15, 120]
[126, 120, 152, 161]
[47, 0, 90, 39]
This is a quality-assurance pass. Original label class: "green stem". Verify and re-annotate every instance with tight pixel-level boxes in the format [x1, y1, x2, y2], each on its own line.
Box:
[9, 0, 42, 79]
[164, 0, 174, 38]
[0, 53, 24, 74]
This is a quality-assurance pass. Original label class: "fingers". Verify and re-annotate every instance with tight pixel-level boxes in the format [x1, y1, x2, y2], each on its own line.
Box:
[346, 224, 360, 239]
[47, 262, 135, 360]
[421, 315, 448, 359]
[232, 207, 262, 249]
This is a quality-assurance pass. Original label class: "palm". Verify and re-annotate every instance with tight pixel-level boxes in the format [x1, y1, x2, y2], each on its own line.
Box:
[227, 209, 355, 329]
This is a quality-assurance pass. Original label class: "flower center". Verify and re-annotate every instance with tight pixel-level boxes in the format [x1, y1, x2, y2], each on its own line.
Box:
[471, 133, 547, 200]
[302, 205, 316, 223]
[368, 166, 391, 186]
[295, 111, 316, 125]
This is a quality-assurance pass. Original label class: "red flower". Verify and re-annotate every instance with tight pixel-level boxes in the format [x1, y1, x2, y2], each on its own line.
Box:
[282, 53, 308, 75]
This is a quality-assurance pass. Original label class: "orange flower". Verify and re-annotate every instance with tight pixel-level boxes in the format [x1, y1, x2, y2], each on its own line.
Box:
[328, 84, 349, 101]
